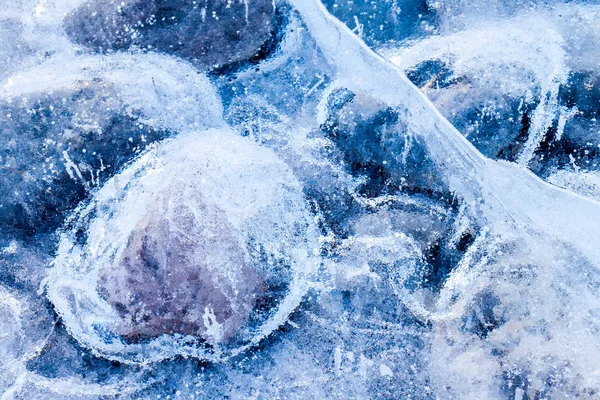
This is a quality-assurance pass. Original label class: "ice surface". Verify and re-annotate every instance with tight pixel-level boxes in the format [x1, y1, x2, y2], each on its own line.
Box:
[2, 0, 600, 398]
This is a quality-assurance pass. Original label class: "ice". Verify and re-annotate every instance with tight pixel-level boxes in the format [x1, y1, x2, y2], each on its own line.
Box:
[1, 0, 600, 398]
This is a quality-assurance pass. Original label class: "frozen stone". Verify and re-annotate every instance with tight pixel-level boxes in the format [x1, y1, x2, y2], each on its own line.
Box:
[64, 0, 278, 69]
[321, 88, 448, 197]
[0, 85, 170, 238]
[0, 52, 221, 238]
[98, 191, 262, 343]
[46, 129, 320, 363]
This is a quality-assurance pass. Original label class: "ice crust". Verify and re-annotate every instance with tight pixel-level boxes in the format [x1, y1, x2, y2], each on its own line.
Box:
[1, 0, 600, 398]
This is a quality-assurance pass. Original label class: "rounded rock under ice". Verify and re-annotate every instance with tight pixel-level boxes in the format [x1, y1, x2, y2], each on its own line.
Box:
[45, 128, 320, 364]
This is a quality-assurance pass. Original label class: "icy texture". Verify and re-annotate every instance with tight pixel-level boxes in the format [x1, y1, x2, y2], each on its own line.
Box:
[1, 0, 600, 398]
